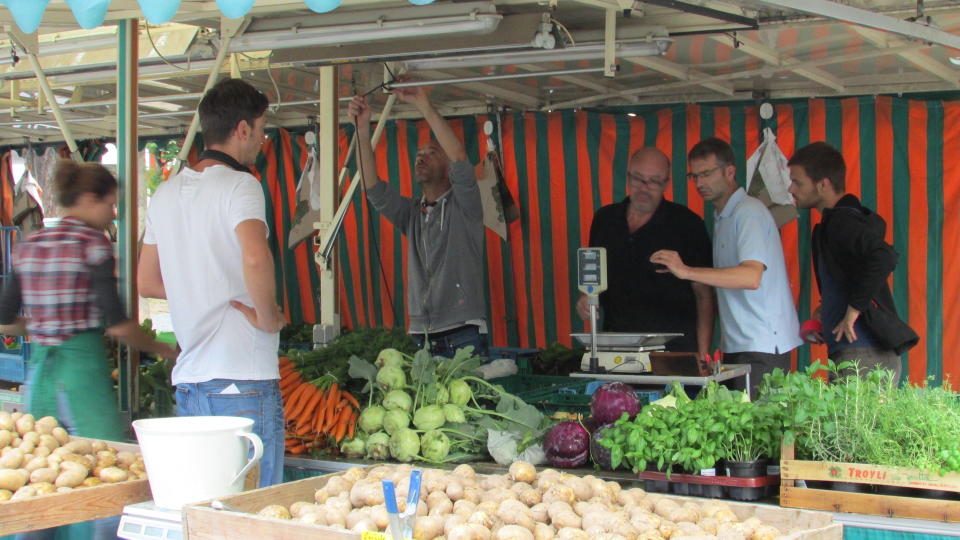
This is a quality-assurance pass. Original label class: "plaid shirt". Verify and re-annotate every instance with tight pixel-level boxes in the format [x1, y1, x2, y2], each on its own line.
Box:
[13, 217, 114, 345]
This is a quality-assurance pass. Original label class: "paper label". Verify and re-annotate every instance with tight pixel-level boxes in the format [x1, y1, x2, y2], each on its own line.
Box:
[361, 533, 412, 540]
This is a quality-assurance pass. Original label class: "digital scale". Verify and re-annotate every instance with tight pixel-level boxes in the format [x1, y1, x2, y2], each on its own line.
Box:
[575, 247, 682, 374]
[117, 501, 183, 540]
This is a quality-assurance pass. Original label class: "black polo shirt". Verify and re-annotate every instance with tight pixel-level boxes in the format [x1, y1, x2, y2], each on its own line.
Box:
[588, 198, 712, 352]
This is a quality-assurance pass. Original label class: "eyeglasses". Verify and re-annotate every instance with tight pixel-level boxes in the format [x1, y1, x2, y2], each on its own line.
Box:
[686, 163, 728, 182]
[627, 174, 668, 189]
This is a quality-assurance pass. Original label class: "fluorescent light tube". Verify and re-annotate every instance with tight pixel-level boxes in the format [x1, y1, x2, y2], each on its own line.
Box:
[402, 39, 672, 71]
[227, 14, 503, 53]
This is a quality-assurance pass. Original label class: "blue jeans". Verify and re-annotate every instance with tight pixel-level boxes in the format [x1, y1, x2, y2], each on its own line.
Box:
[174, 379, 284, 488]
[413, 325, 489, 360]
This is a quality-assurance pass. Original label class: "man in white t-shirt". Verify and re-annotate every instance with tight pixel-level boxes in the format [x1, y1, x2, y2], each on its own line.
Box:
[137, 78, 286, 487]
[651, 137, 801, 398]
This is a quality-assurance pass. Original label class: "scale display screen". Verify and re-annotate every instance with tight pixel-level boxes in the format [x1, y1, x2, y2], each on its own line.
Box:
[577, 247, 607, 295]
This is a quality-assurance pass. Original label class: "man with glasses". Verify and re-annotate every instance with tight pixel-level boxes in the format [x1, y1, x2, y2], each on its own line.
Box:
[651, 137, 800, 397]
[576, 147, 715, 359]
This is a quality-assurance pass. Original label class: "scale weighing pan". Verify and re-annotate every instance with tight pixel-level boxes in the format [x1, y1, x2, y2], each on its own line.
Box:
[571, 332, 682, 349]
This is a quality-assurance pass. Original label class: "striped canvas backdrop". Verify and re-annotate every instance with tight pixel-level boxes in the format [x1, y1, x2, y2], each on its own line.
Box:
[252, 95, 957, 385]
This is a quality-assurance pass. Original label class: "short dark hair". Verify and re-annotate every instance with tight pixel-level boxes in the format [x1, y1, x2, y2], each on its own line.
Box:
[688, 137, 734, 166]
[788, 141, 846, 192]
[198, 79, 269, 145]
[53, 160, 117, 207]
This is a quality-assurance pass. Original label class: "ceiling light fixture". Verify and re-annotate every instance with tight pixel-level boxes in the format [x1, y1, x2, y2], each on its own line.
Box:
[401, 39, 672, 71]
[225, 13, 502, 53]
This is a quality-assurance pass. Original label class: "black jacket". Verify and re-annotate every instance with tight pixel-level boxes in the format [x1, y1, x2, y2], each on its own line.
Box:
[812, 194, 917, 354]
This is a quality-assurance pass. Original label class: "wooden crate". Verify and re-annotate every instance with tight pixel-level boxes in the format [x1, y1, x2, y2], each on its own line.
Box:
[780, 444, 960, 522]
[184, 467, 841, 540]
[0, 439, 152, 535]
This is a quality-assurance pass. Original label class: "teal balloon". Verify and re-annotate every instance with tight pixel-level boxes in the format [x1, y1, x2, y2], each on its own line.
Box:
[215, 0, 254, 19]
[4, 0, 50, 34]
[408, 0, 436, 4]
[304, 0, 340, 13]
[137, 0, 181, 24]
[65, 0, 110, 29]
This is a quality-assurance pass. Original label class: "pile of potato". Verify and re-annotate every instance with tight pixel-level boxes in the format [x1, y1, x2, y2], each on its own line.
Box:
[256, 462, 788, 540]
[0, 411, 147, 502]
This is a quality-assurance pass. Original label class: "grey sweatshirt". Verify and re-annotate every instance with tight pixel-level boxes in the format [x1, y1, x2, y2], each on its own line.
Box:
[366, 160, 487, 333]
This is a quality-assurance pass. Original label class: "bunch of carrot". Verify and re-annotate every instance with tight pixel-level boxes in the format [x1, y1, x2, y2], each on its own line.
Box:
[279, 356, 360, 455]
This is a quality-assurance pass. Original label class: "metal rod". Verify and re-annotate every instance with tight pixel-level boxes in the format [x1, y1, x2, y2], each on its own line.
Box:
[176, 31, 235, 163]
[318, 92, 398, 264]
[25, 52, 78, 155]
[387, 67, 606, 88]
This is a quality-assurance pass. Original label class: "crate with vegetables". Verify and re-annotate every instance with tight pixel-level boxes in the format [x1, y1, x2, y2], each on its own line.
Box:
[0, 411, 151, 535]
[184, 461, 841, 540]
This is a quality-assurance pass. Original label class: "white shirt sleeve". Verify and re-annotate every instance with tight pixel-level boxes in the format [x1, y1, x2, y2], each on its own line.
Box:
[735, 204, 775, 270]
[228, 175, 268, 237]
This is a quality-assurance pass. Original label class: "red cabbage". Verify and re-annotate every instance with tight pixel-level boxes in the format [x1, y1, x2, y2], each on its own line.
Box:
[590, 423, 615, 470]
[590, 382, 640, 424]
[543, 421, 590, 468]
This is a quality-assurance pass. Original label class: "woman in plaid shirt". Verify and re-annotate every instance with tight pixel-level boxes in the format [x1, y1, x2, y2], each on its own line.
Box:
[0, 161, 177, 443]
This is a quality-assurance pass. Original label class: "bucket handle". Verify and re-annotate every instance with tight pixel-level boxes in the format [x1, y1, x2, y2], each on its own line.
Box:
[230, 430, 263, 486]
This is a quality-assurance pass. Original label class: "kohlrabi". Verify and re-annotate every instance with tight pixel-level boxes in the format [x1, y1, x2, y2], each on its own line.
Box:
[376, 365, 406, 391]
[365, 432, 390, 460]
[358, 405, 386, 433]
[389, 428, 421, 462]
[382, 409, 411, 435]
[420, 430, 451, 462]
[413, 405, 445, 431]
[382, 389, 413, 412]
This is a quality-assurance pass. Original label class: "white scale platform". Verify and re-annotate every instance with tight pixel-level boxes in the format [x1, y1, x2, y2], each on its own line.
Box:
[118, 501, 183, 540]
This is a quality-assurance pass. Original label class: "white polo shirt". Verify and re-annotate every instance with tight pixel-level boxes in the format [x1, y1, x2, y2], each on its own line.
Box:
[144, 165, 280, 385]
[713, 188, 802, 355]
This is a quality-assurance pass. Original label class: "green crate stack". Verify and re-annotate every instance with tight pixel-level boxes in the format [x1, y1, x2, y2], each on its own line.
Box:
[490, 375, 597, 415]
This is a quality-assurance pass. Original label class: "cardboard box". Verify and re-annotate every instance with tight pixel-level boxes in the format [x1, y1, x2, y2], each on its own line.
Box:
[0, 439, 151, 535]
[184, 467, 841, 540]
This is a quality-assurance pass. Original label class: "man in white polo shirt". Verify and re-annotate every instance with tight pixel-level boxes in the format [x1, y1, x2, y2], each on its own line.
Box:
[651, 137, 801, 397]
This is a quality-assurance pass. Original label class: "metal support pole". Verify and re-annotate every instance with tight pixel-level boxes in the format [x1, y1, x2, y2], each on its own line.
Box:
[116, 19, 140, 417]
[315, 66, 340, 344]
[7, 27, 80, 157]
[176, 17, 249, 165]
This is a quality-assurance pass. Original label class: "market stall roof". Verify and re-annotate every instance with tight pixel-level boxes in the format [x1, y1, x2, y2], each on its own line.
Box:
[0, 0, 958, 146]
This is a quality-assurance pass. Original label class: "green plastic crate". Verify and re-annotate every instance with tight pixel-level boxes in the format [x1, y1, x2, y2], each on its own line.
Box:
[489, 375, 597, 414]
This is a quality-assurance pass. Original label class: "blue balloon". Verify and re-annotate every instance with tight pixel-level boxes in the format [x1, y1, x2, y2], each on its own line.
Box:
[137, 0, 182, 24]
[408, 0, 436, 4]
[304, 0, 340, 13]
[4, 0, 50, 34]
[65, 0, 110, 29]
[216, 0, 254, 19]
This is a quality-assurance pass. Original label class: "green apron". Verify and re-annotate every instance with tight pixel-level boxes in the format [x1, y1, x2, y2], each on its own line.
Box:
[26, 330, 124, 442]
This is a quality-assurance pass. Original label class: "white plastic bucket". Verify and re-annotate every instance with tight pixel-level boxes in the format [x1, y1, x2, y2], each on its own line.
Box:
[132, 416, 263, 510]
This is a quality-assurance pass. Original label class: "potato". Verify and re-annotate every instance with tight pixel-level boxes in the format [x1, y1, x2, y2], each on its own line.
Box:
[562, 477, 592, 501]
[0, 448, 24, 468]
[0, 489, 11, 501]
[530, 503, 549, 523]
[17, 440, 36, 455]
[258, 504, 292, 520]
[299, 513, 323, 525]
[509, 461, 538, 484]
[80, 477, 103, 488]
[24, 455, 49, 473]
[91, 440, 108, 453]
[30, 467, 58, 484]
[33, 446, 51, 459]
[350, 518, 377, 533]
[516, 486, 542, 507]
[468, 510, 496, 529]
[31, 481, 56, 495]
[445, 514, 467, 536]
[115, 450, 136, 469]
[55, 466, 88, 488]
[99, 467, 129, 483]
[0, 429, 13, 448]
[14, 414, 35, 436]
[452, 464, 476, 480]
[480, 474, 512, 491]
[542, 485, 576, 505]
[0, 468, 27, 491]
[345, 508, 372, 529]
[11, 485, 37, 500]
[51, 427, 70, 446]
[454, 499, 477, 518]
[62, 439, 93, 456]
[428, 491, 454, 516]
[497, 499, 535, 531]
[414, 515, 445, 540]
[462, 487, 482, 504]
[534, 523, 555, 540]
[446, 479, 465, 501]
[495, 525, 535, 540]
[556, 528, 590, 540]
[289, 501, 314, 518]
[0, 411, 13, 431]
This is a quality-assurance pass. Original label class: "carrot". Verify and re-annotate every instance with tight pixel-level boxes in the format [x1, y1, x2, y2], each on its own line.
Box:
[333, 406, 353, 442]
[283, 382, 313, 418]
[346, 410, 357, 440]
[279, 372, 302, 393]
[326, 383, 340, 413]
[279, 363, 296, 377]
[287, 443, 306, 455]
[297, 387, 325, 429]
[295, 421, 313, 436]
[288, 384, 320, 421]
[341, 391, 360, 409]
[278, 355, 291, 366]
[322, 383, 340, 431]
[336, 398, 349, 411]
[313, 387, 331, 432]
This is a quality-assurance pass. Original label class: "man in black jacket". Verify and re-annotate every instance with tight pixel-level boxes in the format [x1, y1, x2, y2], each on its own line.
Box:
[787, 142, 916, 383]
